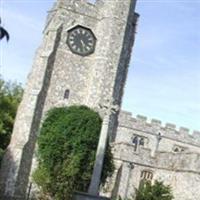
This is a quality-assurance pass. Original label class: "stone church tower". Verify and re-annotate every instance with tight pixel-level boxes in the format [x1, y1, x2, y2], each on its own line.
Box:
[0, 0, 138, 199]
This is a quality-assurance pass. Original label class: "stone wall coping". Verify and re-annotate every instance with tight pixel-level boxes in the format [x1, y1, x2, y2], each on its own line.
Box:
[113, 142, 200, 173]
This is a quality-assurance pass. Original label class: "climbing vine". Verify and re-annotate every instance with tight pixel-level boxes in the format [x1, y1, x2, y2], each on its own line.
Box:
[33, 106, 114, 200]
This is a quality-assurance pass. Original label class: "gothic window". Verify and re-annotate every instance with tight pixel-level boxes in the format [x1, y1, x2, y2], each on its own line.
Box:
[139, 170, 153, 189]
[174, 147, 179, 152]
[64, 89, 70, 99]
[132, 135, 146, 151]
[132, 135, 139, 151]
[132, 136, 138, 145]
[140, 170, 153, 181]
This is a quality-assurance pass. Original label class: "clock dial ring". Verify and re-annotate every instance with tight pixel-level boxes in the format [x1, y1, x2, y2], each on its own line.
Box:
[67, 25, 96, 56]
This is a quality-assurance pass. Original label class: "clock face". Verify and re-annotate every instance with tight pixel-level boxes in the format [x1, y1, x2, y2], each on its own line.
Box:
[67, 26, 96, 56]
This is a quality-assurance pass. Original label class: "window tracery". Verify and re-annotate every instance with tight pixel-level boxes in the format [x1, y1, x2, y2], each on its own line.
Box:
[172, 145, 187, 153]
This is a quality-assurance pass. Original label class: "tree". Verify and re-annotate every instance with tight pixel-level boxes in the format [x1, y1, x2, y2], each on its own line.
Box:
[0, 17, 10, 41]
[33, 106, 114, 200]
[135, 180, 174, 200]
[0, 76, 23, 163]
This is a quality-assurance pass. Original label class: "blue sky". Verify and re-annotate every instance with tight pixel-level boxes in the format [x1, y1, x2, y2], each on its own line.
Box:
[0, 0, 199, 132]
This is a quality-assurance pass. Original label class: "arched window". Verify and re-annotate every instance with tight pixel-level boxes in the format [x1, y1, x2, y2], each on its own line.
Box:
[174, 147, 179, 152]
[64, 89, 70, 99]
[132, 136, 138, 145]
[131, 135, 146, 151]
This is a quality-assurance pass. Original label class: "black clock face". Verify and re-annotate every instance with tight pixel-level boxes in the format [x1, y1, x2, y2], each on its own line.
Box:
[67, 26, 96, 56]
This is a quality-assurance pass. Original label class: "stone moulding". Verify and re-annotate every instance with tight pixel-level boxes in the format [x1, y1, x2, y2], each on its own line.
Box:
[118, 111, 200, 145]
[112, 142, 200, 173]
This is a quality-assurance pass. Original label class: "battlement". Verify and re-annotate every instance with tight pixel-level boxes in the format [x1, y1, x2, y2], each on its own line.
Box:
[118, 111, 200, 146]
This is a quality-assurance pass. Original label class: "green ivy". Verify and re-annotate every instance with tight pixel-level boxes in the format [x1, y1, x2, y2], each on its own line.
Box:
[33, 106, 114, 200]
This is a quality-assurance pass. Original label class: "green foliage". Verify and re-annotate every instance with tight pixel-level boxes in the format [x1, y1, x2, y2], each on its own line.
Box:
[117, 195, 133, 200]
[33, 106, 114, 200]
[0, 148, 4, 164]
[135, 180, 174, 200]
[0, 76, 23, 163]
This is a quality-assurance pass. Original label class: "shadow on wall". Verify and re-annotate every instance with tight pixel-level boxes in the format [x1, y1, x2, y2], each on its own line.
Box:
[111, 165, 123, 199]
[0, 25, 64, 200]
[0, 150, 4, 166]
[0, 148, 18, 200]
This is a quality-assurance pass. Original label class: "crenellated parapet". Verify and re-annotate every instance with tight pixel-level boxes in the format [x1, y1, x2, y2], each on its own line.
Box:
[118, 110, 200, 146]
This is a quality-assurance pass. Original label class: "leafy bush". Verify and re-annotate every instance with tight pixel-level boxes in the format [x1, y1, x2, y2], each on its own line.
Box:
[0, 76, 23, 165]
[33, 106, 114, 200]
[135, 180, 174, 200]
[0, 148, 4, 164]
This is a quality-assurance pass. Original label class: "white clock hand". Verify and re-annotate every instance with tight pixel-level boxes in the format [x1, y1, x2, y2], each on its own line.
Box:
[80, 40, 85, 48]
